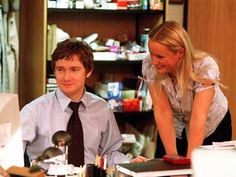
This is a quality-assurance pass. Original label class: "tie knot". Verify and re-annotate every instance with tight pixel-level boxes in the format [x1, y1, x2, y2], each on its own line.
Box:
[69, 102, 81, 112]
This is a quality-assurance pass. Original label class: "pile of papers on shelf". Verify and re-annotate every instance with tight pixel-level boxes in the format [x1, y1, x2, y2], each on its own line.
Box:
[126, 52, 148, 61]
[86, 35, 149, 61]
[46, 78, 58, 93]
[93, 52, 118, 61]
[93, 51, 148, 61]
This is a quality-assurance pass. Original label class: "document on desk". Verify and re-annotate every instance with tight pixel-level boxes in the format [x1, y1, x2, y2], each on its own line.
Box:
[116, 159, 192, 177]
[212, 140, 236, 150]
[200, 140, 236, 150]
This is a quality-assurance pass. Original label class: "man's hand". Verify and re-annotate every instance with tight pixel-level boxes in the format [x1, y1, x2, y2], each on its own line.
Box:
[0, 166, 9, 177]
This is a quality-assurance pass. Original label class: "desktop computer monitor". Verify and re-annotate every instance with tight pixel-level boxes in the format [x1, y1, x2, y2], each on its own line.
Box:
[0, 93, 24, 169]
[192, 147, 236, 177]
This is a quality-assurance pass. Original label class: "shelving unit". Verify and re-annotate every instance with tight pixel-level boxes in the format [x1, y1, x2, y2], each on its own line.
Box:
[47, 8, 166, 43]
[46, 60, 143, 92]
[115, 110, 154, 132]
[46, 3, 167, 93]
[19, 0, 167, 109]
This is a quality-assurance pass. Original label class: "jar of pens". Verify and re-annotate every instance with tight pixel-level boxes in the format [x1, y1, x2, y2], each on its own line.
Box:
[30, 131, 110, 177]
[85, 155, 107, 177]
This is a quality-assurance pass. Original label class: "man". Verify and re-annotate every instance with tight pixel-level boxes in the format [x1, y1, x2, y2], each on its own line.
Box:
[0, 166, 9, 177]
[20, 38, 147, 168]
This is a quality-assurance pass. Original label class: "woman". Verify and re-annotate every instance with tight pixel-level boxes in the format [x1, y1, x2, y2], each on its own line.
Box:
[142, 21, 232, 159]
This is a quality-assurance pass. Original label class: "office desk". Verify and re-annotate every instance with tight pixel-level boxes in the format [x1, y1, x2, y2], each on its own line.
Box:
[115, 159, 192, 177]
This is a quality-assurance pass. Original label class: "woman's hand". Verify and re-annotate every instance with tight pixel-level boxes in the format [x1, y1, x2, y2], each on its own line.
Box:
[130, 156, 150, 163]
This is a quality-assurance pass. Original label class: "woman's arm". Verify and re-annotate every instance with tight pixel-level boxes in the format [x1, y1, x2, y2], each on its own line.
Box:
[148, 83, 177, 155]
[186, 87, 215, 158]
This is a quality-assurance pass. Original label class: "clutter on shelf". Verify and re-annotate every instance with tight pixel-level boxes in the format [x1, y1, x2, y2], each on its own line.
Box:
[48, 0, 164, 10]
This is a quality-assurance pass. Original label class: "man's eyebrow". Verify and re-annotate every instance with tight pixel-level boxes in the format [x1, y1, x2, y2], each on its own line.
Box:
[70, 66, 81, 69]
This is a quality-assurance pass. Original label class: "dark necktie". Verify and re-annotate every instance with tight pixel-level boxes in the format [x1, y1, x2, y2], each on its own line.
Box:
[67, 102, 84, 166]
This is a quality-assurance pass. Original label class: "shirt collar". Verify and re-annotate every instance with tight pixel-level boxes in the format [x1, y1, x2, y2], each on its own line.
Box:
[55, 88, 89, 112]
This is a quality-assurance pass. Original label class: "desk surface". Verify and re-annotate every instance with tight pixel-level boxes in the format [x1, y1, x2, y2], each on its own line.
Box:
[115, 159, 192, 177]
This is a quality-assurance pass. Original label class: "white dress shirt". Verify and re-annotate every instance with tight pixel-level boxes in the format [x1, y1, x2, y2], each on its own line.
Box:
[20, 88, 129, 166]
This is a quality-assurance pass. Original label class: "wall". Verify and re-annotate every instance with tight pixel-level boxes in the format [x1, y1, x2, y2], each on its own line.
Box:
[167, 3, 184, 25]
[187, 0, 236, 139]
[167, 1, 236, 139]
[19, 0, 46, 108]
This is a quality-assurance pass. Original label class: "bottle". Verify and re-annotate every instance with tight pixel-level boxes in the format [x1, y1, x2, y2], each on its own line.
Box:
[141, 0, 149, 10]
[140, 28, 150, 51]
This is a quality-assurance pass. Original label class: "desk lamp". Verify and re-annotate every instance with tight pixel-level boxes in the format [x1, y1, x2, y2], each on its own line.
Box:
[52, 131, 72, 165]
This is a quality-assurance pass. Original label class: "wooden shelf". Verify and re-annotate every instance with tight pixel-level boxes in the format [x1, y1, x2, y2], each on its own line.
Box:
[48, 8, 165, 15]
[94, 60, 142, 64]
[114, 110, 153, 118]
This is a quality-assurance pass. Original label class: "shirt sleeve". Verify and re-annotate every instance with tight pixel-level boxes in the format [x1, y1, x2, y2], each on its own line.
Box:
[193, 56, 220, 93]
[20, 104, 37, 150]
[100, 108, 130, 166]
[142, 55, 157, 83]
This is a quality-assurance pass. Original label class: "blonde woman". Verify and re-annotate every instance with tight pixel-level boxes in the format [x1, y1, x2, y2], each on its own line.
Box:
[142, 21, 232, 159]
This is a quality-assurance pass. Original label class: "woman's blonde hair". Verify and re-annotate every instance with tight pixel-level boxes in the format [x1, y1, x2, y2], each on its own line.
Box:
[149, 21, 222, 96]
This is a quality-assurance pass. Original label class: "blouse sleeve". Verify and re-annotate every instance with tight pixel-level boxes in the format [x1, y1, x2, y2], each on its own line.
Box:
[193, 56, 220, 93]
[142, 55, 157, 83]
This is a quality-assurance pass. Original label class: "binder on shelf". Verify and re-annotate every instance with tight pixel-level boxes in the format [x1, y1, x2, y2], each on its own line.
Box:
[116, 159, 192, 177]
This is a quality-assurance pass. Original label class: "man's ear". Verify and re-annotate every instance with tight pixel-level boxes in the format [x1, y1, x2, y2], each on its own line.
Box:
[178, 47, 185, 58]
[86, 70, 92, 78]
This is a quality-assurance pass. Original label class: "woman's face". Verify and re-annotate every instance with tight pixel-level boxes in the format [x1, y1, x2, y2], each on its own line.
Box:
[148, 39, 183, 75]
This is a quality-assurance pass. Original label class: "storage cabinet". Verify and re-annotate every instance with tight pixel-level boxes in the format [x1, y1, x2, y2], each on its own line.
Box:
[46, 8, 167, 93]
[19, 0, 167, 108]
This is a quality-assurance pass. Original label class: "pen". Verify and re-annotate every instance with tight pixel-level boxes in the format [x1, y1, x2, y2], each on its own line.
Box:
[103, 156, 107, 170]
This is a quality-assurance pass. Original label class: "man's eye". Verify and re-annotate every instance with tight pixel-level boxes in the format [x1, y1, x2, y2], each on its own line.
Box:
[72, 68, 80, 72]
[56, 68, 63, 72]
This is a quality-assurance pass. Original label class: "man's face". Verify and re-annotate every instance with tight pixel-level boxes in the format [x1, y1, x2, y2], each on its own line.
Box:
[55, 54, 91, 101]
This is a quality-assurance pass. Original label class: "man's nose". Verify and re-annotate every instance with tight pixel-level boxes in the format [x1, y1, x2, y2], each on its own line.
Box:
[63, 70, 72, 79]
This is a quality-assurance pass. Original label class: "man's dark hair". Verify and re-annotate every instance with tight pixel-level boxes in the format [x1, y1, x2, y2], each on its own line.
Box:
[51, 38, 94, 74]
